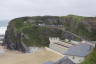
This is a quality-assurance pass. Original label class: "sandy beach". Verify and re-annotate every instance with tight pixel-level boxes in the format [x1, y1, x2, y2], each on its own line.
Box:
[0, 46, 63, 64]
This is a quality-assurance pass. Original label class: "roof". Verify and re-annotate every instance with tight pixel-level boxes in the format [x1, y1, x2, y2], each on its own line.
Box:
[43, 57, 75, 64]
[64, 43, 94, 57]
[55, 56, 75, 64]
[43, 61, 54, 64]
[62, 31, 82, 41]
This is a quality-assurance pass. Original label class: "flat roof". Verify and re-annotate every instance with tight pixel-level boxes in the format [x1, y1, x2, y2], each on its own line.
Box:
[64, 43, 94, 57]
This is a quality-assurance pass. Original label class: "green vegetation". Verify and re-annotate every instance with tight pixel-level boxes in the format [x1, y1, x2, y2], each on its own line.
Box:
[9, 15, 96, 47]
[13, 17, 32, 32]
[22, 26, 49, 47]
[11, 17, 63, 47]
[22, 25, 62, 47]
[81, 48, 96, 64]
[5, 15, 96, 48]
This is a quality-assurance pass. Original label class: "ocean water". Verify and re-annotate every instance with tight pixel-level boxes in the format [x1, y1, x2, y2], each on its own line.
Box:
[0, 27, 7, 35]
[0, 20, 9, 27]
[0, 20, 8, 35]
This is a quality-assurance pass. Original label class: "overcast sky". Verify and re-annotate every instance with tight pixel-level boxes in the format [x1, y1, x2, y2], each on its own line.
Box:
[0, 0, 96, 20]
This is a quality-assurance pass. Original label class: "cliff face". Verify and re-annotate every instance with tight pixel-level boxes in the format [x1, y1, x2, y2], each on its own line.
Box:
[3, 21, 28, 52]
[3, 15, 96, 52]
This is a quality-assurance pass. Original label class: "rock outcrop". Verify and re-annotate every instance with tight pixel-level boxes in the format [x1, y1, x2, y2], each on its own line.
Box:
[3, 15, 96, 52]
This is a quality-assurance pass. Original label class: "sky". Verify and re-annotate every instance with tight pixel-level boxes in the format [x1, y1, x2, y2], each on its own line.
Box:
[0, 0, 96, 20]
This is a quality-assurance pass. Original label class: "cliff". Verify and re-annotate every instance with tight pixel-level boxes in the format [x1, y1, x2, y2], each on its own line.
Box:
[3, 15, 96, 52]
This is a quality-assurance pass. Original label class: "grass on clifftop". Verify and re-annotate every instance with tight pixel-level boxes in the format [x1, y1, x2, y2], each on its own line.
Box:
[81, 48, 96, 64]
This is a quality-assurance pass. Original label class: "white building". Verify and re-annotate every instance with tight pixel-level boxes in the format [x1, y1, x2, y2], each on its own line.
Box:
[49, 37, 79, 54]
[49, 37, 94, 64]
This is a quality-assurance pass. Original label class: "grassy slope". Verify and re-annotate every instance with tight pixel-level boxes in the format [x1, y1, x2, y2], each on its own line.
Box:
[62, 15, 94, 40]
[22, 26, 49, 47]
[81, 48, 96, 64]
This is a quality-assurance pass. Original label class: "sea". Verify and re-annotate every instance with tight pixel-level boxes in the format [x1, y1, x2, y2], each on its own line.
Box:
[0, 20, 8, 35]
[0, 21, 8, 54]
[0, 20, 9, 27]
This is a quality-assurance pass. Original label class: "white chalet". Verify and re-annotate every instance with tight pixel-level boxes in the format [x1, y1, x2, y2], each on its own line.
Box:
[49, 37, 94, 64]
[49, 37, 79, 54]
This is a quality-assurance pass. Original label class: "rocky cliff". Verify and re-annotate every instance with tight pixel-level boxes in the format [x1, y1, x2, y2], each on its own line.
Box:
[3, 15, 96, 52]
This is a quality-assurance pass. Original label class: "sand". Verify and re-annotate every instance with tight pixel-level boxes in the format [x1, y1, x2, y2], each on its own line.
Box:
[0, 47, 63, 64]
